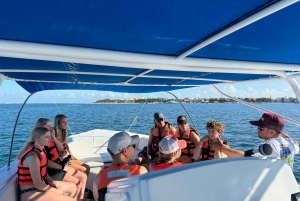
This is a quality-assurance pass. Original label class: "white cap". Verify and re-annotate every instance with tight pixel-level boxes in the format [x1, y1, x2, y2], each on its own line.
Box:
[159, 135, 187, 154]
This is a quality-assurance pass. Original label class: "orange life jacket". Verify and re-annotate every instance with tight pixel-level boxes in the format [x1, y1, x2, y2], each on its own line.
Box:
[175, 127, 197, 157]
[17, 146, 47, 186]
[152, 161, 187, 171]
[44, 139, 59, 162]
[201, 139, 228, 161]
[98, 163, 140, 200]
[152, 122, 173, 153]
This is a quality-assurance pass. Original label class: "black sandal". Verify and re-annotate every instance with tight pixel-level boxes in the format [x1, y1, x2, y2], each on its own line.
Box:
[84, 188, 94, 199]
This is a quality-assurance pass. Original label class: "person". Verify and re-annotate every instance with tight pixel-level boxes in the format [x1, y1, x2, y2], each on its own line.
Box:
[193, 120, 229, 161]
[35, 118, 88, 201]
[147, 112, 176, 163]
[17, 127, 76, 201]
[97, 132, 148, 201]
[210, 112, 299, 170]
[175, 115, 200, 163]
[149, 135, 188, 172]
[54, 114, 91, 175]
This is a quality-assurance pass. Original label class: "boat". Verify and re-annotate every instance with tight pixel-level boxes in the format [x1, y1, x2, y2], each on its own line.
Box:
[1, 1, 300, 200]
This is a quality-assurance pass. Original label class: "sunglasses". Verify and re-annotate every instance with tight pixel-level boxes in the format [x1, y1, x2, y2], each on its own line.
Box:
[127, 144, 135, 149]
[156, 118, 164, 123]
[258, 126, 268, 131]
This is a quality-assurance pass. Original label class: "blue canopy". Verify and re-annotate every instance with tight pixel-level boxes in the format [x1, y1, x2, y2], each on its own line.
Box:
[0, 0, 299, 93]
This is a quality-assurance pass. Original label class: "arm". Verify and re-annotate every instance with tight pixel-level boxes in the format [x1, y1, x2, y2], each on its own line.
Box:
[215, 140, 229, 159]
[281, 133, 299, 154]
[44, 174, 62, 189]
[193, 135, 209, 161]
[139, 165, 148, 174]
[220, 142, 229, 158]
[147, 128, 154, 164]
[210, 137, 244, 157]
[149, 163, 155, 172]
[170, 126, 176, 135]
[192, 141, 203, 161]
[25, 154, 63, 194]
[66, 143, 77, 160]
[190, 131, 200, 147]
[47, 160, 63, 170]
[50, 129, 64, 151]
[47, 160, 68, 171]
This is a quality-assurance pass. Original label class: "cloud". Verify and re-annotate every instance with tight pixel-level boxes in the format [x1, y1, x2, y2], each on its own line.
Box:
[68, 92, 76, 98]
[175, 92, 182, 98]
[108, 92, 115, 98]
[247, 87, 255, 92]
[228, 85, 236, 93]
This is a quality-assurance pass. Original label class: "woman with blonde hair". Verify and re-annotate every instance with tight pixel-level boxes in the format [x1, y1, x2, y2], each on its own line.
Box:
[149, 135, 187, 172]
[54, 114, 90, 175]
[17, 127, 76, 201]
[35, 118, 88, 201]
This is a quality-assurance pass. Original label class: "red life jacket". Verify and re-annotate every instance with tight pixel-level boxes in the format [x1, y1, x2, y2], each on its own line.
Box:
[44, 139, 59, 162]
[152, 161, 187, 171]
[18, 146, 47, 186]
[201, 139, 228, 161]
[98, 163, 140, 199]
[152, 122, 173, 153]
[175, 127, 197, 157]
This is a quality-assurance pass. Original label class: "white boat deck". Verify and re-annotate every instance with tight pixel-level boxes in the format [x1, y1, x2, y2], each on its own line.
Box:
[0, 129, 149, 201]
[66, 129, 149, 192]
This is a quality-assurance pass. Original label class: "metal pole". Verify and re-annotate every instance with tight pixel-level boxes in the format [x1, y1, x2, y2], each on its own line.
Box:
[0, 74, 4, 86]
[7, 93, 35, 169]
[213, 85, 300, 127]
[165, 91, 200, 138]
[285, 77, 300, 104]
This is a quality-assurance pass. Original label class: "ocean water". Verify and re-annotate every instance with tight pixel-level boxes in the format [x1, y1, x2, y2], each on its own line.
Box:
[1, 103, 300, 181]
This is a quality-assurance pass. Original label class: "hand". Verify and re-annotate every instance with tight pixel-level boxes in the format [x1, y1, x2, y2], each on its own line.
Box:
[50, 181, 61, 189]
[49, 127, 55, 139]
[281, 133, 290, 138]
[63, 165, 69, 171]
[200, 135, 209, 143]
[147, 155, 152, 164]
[56, 186, 64, 195]
[48, 180, 56, 188]
[209, 137, 223, 151]
[71, 155, 77, 160]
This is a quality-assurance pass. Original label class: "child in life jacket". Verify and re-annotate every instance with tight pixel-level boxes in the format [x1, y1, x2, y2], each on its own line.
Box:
[35, 118, 88, 201]
[149, 135, 188, 172]
[54, 114, 90, 176]
[17, 127, 76, 201]
[193, 120, 229, 161]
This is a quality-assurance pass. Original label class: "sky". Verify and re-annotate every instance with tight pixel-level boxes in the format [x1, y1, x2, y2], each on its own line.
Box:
[0, 79, 299, 104]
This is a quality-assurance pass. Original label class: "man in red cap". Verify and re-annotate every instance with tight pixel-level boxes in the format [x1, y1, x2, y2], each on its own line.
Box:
[210, 112, 299, 170]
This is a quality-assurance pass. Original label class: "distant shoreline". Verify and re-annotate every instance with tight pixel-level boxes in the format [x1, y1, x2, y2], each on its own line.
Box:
[0, 102, 298, 105]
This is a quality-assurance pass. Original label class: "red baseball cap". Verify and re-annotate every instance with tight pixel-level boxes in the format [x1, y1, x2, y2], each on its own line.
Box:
[250, 112, 285, 132]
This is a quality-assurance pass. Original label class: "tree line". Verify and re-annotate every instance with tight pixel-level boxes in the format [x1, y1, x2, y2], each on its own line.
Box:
[94, 97, 299, 104]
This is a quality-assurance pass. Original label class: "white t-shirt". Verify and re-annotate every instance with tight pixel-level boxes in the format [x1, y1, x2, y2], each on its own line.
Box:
[252, 137, 299, 170]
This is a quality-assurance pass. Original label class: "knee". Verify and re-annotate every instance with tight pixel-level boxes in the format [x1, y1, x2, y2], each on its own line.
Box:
[84, 164, 90, 171]
[79, 165, 90, 175]
[71, 183, 77, 195]
[82, 172, 88, 181]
